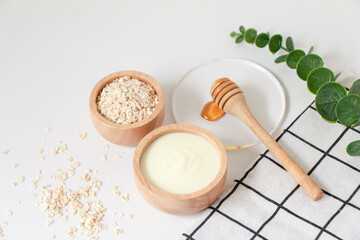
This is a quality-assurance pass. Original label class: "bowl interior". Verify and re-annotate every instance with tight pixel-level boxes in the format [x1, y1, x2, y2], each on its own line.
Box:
[89, 71, 165, 129]
[133, 124, 227, 200]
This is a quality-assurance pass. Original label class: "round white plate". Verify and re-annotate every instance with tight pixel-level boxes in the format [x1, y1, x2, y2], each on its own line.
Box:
[172, 58, 286, 147]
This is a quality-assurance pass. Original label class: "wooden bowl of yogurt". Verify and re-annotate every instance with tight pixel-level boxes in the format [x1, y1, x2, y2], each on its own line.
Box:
[133, 124, 227, 215]
[89, 71, 165, 146]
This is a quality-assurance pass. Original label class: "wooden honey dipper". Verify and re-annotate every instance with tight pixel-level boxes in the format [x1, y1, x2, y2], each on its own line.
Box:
[210, 78, 324, 201]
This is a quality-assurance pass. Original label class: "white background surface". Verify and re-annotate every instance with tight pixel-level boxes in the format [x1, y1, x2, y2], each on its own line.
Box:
[0, 1, 359, 239]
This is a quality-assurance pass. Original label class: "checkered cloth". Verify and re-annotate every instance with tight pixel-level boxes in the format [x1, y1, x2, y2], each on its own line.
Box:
[181, 101, 360, 240]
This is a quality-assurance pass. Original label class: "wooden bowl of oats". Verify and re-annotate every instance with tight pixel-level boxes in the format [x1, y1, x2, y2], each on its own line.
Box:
[89, 71, 165, 146]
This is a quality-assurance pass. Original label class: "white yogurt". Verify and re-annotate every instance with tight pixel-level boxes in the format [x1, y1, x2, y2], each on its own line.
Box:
[140, 132, 220, 194]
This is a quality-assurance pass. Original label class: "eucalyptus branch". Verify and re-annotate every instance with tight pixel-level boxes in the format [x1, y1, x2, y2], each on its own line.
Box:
[230, 26, 360, 156]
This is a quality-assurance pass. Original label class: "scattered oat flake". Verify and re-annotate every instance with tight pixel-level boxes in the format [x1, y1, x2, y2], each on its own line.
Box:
[104, 144, 109, 149]
[2, 150, 8, 155]
[17, 176, 25, 183]
[115, 229, 123, 235]
[39, 148, 44, 154]
[118, 213, 124, 218]
[112, 221, 118, 227]
[47, 219, 54, 226]
[114, 191, 120, 197]
[78, 132, 87, 140]
[13, 163, 19, 168]
[37, 169, 42, 175]
[113, 185, 118, 191]
[50, 147, 58, 155]
[60, 144, 67, 152]
[121, 193, 129, 201]
[61, 216, 68, 222]
[50, 235, 55, 239]
[45, 127, 52, 132]
[79, 174, 91, 181]
[128, 214, 134, 219]
[40, 155, 45, 160]
[12, 182, 17, 187]
[5, 210, 12, 216]
[71, 162, 81, 169]
[68, 226, 77, 236]
[101, 155, 107, 161]
[2, 222, 7, 226]
[67, 156, 73, 162]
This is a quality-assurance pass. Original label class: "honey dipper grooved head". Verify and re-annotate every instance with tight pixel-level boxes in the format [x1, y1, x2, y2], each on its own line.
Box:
[210, 78, 243, 110]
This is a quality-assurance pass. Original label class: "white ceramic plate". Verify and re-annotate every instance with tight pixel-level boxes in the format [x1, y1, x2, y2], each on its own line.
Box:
[172, 58, 286, 147]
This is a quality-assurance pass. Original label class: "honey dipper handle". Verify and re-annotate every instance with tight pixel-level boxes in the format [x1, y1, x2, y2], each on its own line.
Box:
[229, 105, 323, 201]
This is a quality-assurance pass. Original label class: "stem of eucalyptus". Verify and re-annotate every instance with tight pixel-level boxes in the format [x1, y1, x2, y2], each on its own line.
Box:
[280, 46, 289, 52]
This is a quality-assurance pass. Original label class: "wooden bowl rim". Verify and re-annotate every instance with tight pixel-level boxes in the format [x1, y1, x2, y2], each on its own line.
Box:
[133, 123, 227, 200]
[89, 70, 165, 129]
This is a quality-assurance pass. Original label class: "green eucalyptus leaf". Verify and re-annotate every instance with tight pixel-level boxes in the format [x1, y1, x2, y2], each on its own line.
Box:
[275, 54, 287, 63]
[230, 31, 237, 38]
[307, 67, 335, 94]
[352, 121, 360, 127]
[334, 72, 341, 81]
[239, 25, 246, 34]
[308, 46, 314, 54]
[315, 82, 347, 122]
[255, 33, 269, 48]
[335, 94, 360, 126]
[296, 54, 324, 81]
[286, 49, 305, 69]
[286, 37, 294, 51]
[349, 79, 360, 95]
[235, 35, 244, 43]
[244, 28, 257, 44]
[268, 34, 282, 54]
[346, 140, 360, 156]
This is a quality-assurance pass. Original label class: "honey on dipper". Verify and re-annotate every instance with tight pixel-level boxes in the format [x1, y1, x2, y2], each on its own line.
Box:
[201, 78, 231, 121]
[201, 102, 224, 121]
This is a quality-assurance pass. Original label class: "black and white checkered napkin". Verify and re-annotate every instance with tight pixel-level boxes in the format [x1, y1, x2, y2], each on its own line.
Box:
[181, 101, 360, 240]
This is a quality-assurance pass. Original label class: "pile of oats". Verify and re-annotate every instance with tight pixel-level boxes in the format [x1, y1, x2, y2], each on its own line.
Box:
[38, 162, 107, 238]
[96, 76, 158, 125]
[3, 131, 133, 239]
